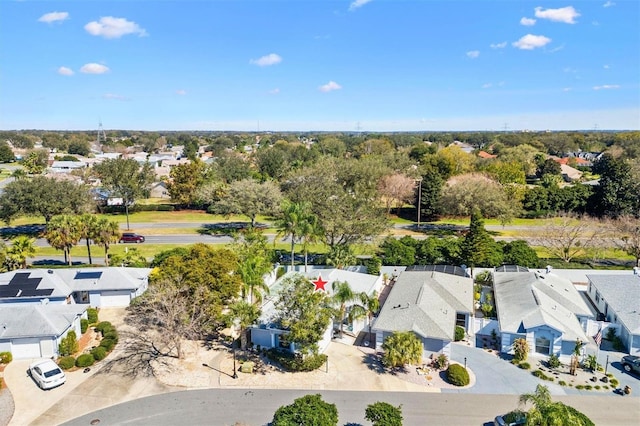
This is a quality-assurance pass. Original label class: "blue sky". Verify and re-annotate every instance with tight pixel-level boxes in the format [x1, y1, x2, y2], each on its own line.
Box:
[1, 0, 638, 131]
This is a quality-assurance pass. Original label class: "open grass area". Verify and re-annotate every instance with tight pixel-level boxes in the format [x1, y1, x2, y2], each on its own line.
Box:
[36, 243, 190, 259]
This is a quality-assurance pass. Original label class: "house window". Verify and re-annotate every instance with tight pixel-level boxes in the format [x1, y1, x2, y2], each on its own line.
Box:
[535, 337, 551, 354]
[456, 313, 466, 328]
[595, 291, 600, 303]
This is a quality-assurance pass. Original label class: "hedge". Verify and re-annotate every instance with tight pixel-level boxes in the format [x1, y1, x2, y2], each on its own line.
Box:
[91, 346, 107, 361]
[446, 364, 470, 386]
[87, 308, 99, 324]
[0, 352, 12, 364]
[75, 354, 95, 368]
[81, 319, 89, 334]
[103, 330, 119, 343]
[95, 321, 113, 336]
[100, 204, 175, 214]
[99, 338, 116, 351]
[58, 356, 76, 370]
[454, 326, 465, 342]
[266, 349, 327, 372]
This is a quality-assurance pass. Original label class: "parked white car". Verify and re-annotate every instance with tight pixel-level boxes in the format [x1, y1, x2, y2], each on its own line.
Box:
[28, 359, 66, 390]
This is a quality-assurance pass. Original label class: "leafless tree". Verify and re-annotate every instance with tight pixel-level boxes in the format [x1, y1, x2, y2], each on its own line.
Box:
[377, 173, 416, 215]
[608, 215, 640, 267]
[533, 214, 601, 263]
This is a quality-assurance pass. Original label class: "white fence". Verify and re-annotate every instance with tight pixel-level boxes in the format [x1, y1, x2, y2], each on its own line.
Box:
[472, 317, 500, 336]
[585, 319, 621, 341]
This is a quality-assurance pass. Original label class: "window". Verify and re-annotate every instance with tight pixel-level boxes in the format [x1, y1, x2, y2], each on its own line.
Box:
[456, 313, 466, 328]
[535, 336, 551, 354]
[595, 291, 600, 303]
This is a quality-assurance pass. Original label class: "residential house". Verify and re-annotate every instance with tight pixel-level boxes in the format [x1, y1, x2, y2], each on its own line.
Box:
[48, 160, 88, 174]
[250, 267, 383, 353]
[560, 163, 583, 182]
[493, 267, 594, 360]
[586, 273, 640, 355]
[149, 181, 170, 199]
[372, 265, 474, 358]
[0, 270, 74, 305]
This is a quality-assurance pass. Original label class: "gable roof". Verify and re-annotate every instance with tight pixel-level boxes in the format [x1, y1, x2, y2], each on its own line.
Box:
[494, 271, 592, 340]
[373, 270, 473, 340]
[587, 274, 640, 334]
[0, 304, 87, 339]
[0, 270, 72, 301]
[53, 267, 151, 292]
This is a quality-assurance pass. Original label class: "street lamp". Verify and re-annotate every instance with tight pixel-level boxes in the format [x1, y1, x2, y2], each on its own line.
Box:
[232, 340, 238, 379]
[464, 357, 467, 370]
[416, 177, 423, 229]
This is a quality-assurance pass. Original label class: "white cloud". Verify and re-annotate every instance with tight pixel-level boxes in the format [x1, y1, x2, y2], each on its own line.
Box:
[250, 53, 282, 67]
[349, 0, 372, 11]
[80, 63, 110, 74]
[563, 87, 572, 92]
[319, 81, 342, 92]
[38, 12, 69, 23]
[603, 64, 610, 69]
[176, 90, 187, 95]
[520, 17, 536, 26]
[482, 83, 492, 89]
[268, 88, 280, 95]
[466, 50, 480, 59]
[57, 66, 74, 76]
[534, 6, 580, 24]
[593, 84, 620, 90]
[490, 41, 507, 49]
[84, 17, 148, 39]
[103, 93, 128, 101]
[512, 34, 552, 50]
[603, 1, 615, 7]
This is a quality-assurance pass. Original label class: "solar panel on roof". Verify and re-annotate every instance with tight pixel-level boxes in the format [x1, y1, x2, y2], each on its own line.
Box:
[74, 271, 103, 280]
[405, 265, 468, 277]
[0, 272, 53, 298]
[495, 265, 530, 273]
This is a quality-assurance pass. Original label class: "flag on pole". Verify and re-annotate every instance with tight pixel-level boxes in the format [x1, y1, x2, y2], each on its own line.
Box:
[594, 327, 602, 346]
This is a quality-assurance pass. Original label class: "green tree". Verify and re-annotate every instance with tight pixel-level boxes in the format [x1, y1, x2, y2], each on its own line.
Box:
[77, 214, 99, 265]
[0, 141, 15, 163]
[502, 240, 539, 268]
[459, 209, 504, 272]
[381, 331, 423, 368]
[324, 244, 356, 269]
[275, 200, 312, 268]
[92, 158, 155, 229]
[592, 154, 639, 217]
[273, 274, 333, 356]
[67, 140, 91, 156]
[108, 247, 148, 267]
[272, 394, 338, 426]
[225, 300, 261, 350]
[211, 179, 282, 227]
[45, 215, 82, 265]
[92, 217, 121, 265]
[378, 236, 416, 266]
[519, 385, 594, 426]
[365, 401, 403, 426]
[7, 235, 37, 269]
[513, 338, 529, 362]
[418, 166, 444, 221]
[166, 159, 210, 207]
[348, 291, 380, 346]
[21, 150, 48, 174]
[230, 228, 272, 303]
[331, 280, 358, 338]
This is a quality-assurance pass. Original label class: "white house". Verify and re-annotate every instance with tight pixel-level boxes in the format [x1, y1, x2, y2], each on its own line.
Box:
[0, 304, 87, 359]
[0, 270, 73, 305]
[493, 267, 594, 360]
[372, 265, 474, 358]
[250, 267, 383, 353]
[586, 272, 640, 355]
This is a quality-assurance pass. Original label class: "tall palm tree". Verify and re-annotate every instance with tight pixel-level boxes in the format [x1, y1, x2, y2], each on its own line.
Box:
[232, 228, 272, 304]
[78, 213, 99, 265]
[227, 300, 261, 350]
[7, 235, 37, 269]
[331, 280, 358, 338]
[325, 244, 356, 270]
[275, 200, 310, 268]
[349, 291, 380, 346]
[45, 215, 82, 266]
[298, 211, 322, 272]
[92, 217, 121, 265]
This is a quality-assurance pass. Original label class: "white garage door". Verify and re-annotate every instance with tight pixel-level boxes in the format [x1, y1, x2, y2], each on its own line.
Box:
[12, 338, 42, 359]
[100, 290, 131, 307]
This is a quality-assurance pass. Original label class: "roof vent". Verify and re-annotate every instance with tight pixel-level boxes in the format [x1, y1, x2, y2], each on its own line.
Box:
[634, 267, 639, 275]
[48, 270, 54, 274]
[546, 265, 552, 274]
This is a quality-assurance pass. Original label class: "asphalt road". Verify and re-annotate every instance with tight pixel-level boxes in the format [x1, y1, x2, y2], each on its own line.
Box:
[61, 389, 640, 426]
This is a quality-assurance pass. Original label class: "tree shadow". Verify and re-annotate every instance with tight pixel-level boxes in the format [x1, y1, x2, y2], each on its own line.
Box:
[197, 222, 267, 236]
[0, 224, 45, 239]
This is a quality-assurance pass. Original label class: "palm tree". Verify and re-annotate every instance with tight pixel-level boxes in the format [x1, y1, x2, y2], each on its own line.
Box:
[275, 200, 310, 268]
[298, 211, 322, 273]
[325, 244, 356, 270]
[349, 291, 380, 346]
[78, 213, 99, 265]
[381, 331, 422, 368]
[45, 215, 82, 266]
[92, 217, 121, 265]
[331, 280, 359, 338]
[232, 228, 272, 304]
[227, 300, 261, 350]
[7, 235, 37, 270]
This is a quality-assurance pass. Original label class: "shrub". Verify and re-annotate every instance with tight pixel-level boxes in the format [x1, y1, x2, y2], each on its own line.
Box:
[513, 338, 529, 362]
[576, 385, 584, 390]
[518, 362, 531, 370]
[610, 378, 619, 387]
[584, 385, 592, 390]
[91, 346, 107, 361]
[266, 349, 327, 372]
[503, 410, 526, 424]
[58, 356, 76, 370]
[0, 352, 12, 364]
[612, 336, 624, 351]
[58, 330, 79, 356]
[75, 354, 95, 368]
[446, 364, 470, 386]
[454, 326, 465, 342]
[547, 354, 561, 369]
[80, 319, 89, 334]
[605, 327, 616, 341]
[99, 338, 116, 351]
[365, 401, 403, 426]
[103, 330, 119, 343]
[95, 321, 113, 336]
[594, 385, 600, 390]
[433, 353, 449, 370]
[87, 308, 99, 324]
[558, 380, 567, 386]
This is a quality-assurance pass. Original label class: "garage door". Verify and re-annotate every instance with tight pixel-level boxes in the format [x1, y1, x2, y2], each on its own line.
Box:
[11, 338, 42, 359]
[100, 290, 131, 307]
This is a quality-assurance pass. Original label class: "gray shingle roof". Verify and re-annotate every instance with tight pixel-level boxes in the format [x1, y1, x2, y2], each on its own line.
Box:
[53, 267, 151, 291]
[373, 270, 473, 340]
[0, 304, 87, 339]
[587, 274, 640, 334]
[494, 271, 592, 341]
[0, 270, 72, 300]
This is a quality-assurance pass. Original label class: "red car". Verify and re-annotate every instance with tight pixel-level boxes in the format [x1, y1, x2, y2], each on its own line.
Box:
[119, 232, 145, 243]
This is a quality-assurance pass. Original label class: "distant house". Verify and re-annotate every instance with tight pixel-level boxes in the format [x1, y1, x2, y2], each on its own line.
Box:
[560, 163, 583, 182]
[149, 181, 170, 199]
[372, 265, 473, 358]
[478, 150, 497, 159]
[0, 304, 88, 359]
[493, 267, 593, 359]
[451, 141, 475, 154]
[586, 273, 640, 355]
[48, 160, 88, 173]
[251, 267, 383, 353]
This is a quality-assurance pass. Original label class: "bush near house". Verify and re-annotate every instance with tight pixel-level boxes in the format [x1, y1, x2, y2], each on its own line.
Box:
[454, 326, 465, 342]
[266, 349, 327, 372]
[87, 308, 99, 324]
[80, 319, 89, 334]
[75, 354, 95, 368]
[58, 331, 79, 357]
[58, 356, 76, 370]
[99, 338, 116, 352]
[95, 321, 113, 336]
[446, 364, 470, 386]
[90, 346, 107, 361]
[433, 353, 449, 370]
[0, 352, 12, 364]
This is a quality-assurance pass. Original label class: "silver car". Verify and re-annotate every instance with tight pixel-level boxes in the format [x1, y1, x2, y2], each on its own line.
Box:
[28, 359, 66, 390]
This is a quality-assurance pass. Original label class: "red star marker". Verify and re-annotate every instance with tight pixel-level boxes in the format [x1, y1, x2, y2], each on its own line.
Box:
[312, 275, 328, 291]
